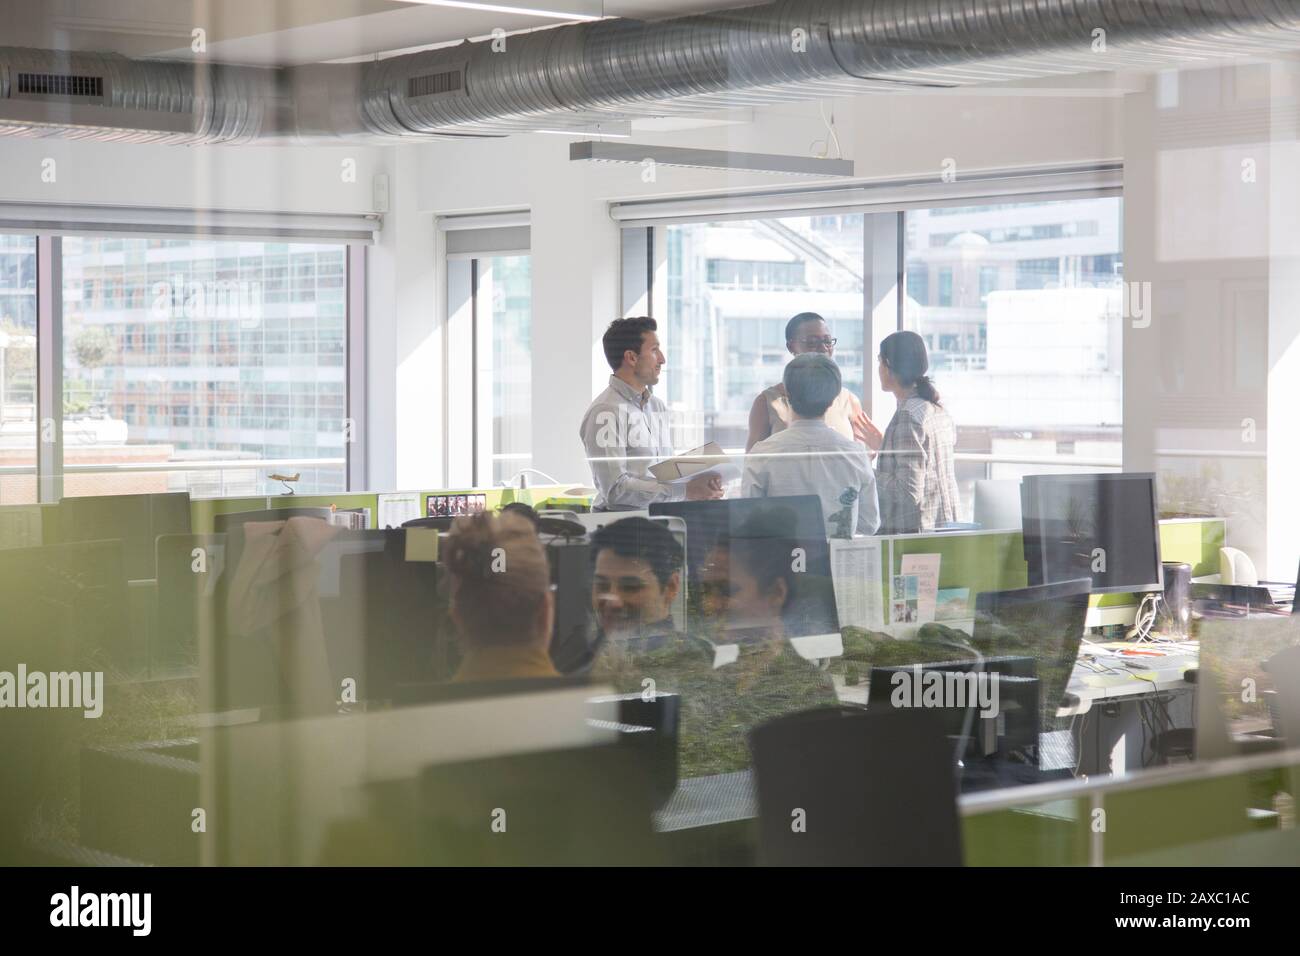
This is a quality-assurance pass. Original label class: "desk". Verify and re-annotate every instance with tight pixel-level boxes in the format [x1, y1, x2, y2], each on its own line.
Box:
[1064, 641, 1198, 716]
[833, 639, 1200, 718]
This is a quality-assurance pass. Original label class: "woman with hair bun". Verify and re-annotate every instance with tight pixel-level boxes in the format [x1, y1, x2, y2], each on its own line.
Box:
[443, 511, 559, 682]
[875, 330, 960, 534]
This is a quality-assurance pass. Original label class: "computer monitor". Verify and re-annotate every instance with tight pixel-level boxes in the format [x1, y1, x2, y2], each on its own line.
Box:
[649, 495, 839, 647]
[973, 479, 1022, 530]
[1021, 472, 1163, 594]
[972, 578, 1092, 744]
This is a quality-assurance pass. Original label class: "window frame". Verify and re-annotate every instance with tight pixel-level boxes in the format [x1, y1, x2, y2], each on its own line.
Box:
[13, 231, 366, 502]
[620, 170, 1123, 470]
[442, 214, 532, 488]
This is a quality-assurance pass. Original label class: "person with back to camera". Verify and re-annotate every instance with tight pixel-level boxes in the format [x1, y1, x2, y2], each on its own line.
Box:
[874, 330, 960, 534]
[443, 511, 559, 682]
[742, 352, 879, 539]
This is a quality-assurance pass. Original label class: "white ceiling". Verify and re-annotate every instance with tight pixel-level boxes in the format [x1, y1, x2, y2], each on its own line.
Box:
[0, 0, 761, 66]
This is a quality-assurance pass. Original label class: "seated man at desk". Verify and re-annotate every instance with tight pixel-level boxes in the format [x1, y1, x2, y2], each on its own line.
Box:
[588, 517, 687, 658]
[742, 352, 879, 538]
[579, 317, 723, 511]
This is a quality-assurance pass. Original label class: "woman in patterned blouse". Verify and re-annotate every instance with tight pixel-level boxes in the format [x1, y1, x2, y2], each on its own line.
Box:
[874, 330, 961, 534]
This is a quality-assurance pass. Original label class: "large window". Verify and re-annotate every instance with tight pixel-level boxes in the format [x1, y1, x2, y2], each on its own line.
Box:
[664, 215, 865, 451]
[59, 237, 350, 497]
[445, 218, 532, 488]
[904, 197, 1124, 510]
[0, 234, 37, 504]
[476, 254, 532, 485]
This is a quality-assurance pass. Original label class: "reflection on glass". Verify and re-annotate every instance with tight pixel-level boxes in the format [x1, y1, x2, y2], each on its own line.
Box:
[0, 234, 38, 505]
[59, 237, 348, 497]
[482, 255, 531, 485]
[666, 215, 865, 452]
[903, 198, 1124, 513]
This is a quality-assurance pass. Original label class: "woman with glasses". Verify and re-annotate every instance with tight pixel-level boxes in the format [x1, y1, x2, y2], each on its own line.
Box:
[875, 330, 960, 534]
[745, 312, 883, 453]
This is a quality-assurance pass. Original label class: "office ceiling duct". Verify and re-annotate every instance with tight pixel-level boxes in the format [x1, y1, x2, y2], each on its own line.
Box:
[3, 1, 1300, 143]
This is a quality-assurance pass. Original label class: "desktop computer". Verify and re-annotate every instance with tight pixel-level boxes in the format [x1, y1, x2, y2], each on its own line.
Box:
[1021, 472, 1163, 594]
[867, 655, 1039, 764]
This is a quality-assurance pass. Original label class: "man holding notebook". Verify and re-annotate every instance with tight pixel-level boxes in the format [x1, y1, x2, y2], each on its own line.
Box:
[579, 317, 724, 511]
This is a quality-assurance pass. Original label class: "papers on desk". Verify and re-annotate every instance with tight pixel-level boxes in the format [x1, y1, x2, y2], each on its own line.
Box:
[830, 537, 884, 630]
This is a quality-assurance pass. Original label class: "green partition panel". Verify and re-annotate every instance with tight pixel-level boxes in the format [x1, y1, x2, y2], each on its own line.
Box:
[267, 493, 379, 527]
[962, 759, 1289, 866]
[1159, 517, 1226, 576]
[963, 799, 1090, 867]
[889, 529, 1029, 598]
[190, 495, 272, 533]
[1094, 517, 1227, 609]
[191, 493, 380, 532]
[500, 484, 593, 511]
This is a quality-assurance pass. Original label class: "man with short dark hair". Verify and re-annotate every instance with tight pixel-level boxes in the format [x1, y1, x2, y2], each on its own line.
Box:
[588, 516, 684, 652]
[746, 312, 882, 453]
[742, 352, 880, 538]
[579, 317, 723, 511]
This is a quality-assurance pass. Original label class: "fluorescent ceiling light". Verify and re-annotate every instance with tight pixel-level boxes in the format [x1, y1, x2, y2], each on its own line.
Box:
[535, 128, 630, 138]
[396, 0, 604, 21]
[569, 141, 855, 177]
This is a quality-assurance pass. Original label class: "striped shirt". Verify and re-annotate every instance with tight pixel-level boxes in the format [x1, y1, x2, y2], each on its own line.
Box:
[875, 396, 960, 534]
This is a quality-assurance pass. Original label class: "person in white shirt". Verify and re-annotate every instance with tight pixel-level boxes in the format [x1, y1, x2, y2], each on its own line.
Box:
[742, 352, 880, 538]
[579, 316, 723, 511]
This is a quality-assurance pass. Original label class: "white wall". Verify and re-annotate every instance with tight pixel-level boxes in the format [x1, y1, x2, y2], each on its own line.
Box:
[0, 136, 384, 212]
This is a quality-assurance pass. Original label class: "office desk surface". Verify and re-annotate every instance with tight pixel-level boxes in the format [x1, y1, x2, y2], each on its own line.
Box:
[832, 640, 1199, 717]
[1065, 641, 1198, 716]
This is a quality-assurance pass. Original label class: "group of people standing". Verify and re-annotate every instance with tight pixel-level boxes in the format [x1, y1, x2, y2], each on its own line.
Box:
[579, 311, 961, 536]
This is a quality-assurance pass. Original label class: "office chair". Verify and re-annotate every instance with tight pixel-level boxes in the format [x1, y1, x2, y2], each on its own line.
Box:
[415, 743, 662, 865]
[749, 705, 963, 866]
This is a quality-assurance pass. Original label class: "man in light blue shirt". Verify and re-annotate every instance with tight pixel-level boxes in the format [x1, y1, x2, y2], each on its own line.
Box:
[742, 353, 880, 537]
[579, 317, 723, 511]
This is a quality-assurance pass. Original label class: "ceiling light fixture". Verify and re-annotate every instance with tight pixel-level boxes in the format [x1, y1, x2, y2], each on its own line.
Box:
[569, 141, 854, 177]
[397, 0, 604, 22]
[535, 127, 631, 138]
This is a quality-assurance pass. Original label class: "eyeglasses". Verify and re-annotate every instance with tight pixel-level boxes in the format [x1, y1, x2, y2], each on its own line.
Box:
[799, 337, 837, 349]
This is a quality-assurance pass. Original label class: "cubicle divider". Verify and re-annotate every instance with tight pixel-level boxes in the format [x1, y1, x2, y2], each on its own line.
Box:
[188, 489, 560, 533]
[866, 517, 1228, 633]
[961, 743, 1299, 865]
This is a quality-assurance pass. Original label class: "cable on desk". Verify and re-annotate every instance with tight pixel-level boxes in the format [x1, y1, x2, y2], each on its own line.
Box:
[1127, 592, 1160, 642]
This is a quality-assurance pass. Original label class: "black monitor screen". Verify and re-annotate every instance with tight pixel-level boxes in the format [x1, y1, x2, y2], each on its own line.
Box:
[1021, 473, 1162, 594]
[649, 496, 838, 640]
[972, 579, 1091, 734]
